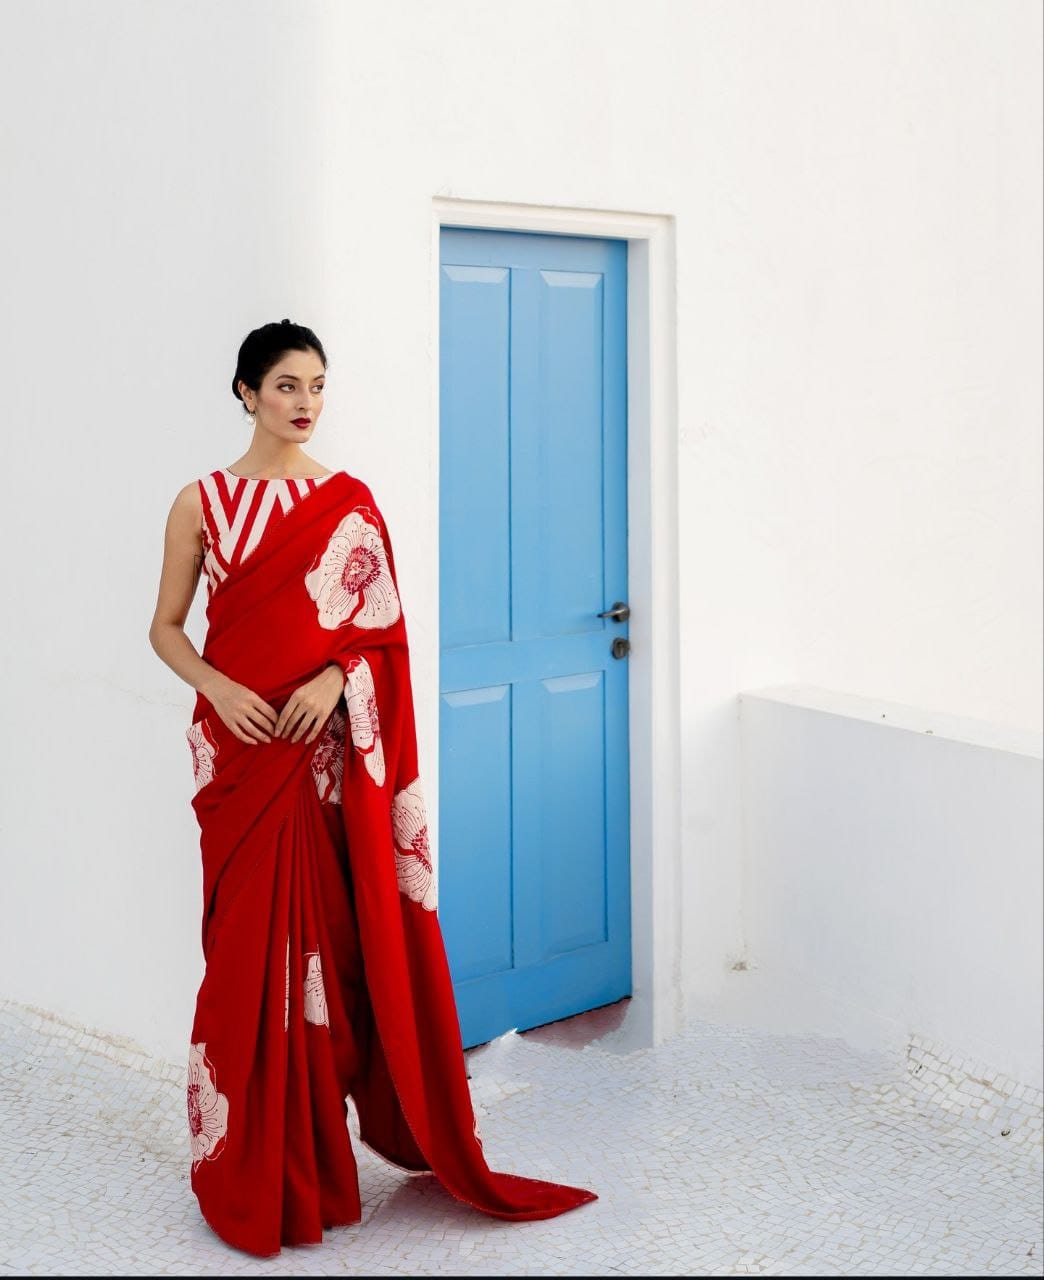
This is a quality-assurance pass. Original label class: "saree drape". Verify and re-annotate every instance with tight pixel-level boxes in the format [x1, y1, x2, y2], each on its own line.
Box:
[184, 471, 596, 1257]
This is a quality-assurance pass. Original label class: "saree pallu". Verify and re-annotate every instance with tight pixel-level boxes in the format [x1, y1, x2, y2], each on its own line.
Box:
[184, 471, 596, 1256]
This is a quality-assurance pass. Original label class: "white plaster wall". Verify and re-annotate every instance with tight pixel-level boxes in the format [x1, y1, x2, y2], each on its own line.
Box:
[730, 687, 1043, 1088]
[0, 1, 1039, 1065]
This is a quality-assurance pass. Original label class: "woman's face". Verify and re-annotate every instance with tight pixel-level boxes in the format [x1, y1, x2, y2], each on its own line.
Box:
[241, 349, 326, 443]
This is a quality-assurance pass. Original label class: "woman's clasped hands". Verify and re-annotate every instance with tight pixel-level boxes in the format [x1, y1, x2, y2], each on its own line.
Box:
[204, 665, 345, 746]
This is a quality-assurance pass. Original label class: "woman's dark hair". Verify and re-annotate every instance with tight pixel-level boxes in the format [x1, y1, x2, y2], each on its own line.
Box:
[231, 318, 328, 408]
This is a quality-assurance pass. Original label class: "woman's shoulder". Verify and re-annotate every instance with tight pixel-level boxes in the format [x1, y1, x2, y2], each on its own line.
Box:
[175, 463, 227, 497]
[160, 477, 204, 546]
[338, 468, 376, 503]
[173, 476, 205, 510]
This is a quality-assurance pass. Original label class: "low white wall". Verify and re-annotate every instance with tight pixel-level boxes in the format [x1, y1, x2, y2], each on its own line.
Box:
[727, 686, 1043, 1087]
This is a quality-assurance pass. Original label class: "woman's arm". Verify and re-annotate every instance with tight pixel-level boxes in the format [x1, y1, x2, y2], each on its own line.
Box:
[149, 482, 280, 745]
[147, 482, 224, 697]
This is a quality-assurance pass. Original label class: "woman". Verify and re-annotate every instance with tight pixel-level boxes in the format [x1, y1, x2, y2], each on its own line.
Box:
[148, 319, 596, 1257]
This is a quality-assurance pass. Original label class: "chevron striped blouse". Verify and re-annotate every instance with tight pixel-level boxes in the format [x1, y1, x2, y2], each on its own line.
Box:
[197, 467, 339, 596]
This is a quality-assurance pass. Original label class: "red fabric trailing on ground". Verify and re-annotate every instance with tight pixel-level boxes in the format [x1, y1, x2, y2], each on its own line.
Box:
[185, 470, 596, 1256]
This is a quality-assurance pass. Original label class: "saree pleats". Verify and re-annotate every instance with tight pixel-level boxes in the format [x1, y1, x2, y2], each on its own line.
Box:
[191, 739, 366, 1254]
[185, 471, 596, 1256]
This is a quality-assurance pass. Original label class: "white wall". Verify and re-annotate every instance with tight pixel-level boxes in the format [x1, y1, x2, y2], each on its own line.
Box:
[0, 1, 1039, 1066]
[730, 687, 1043, 1088]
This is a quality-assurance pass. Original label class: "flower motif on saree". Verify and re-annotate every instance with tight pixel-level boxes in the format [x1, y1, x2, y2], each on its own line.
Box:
[311, 706, 346, 805]
[303, 951, 330, 1027]
[186, 718, 218, 793]
[186, 1042, 229, 1168]
[343, 655, 386, 787]
[304, 505, 400, 632]
[391, 777, 436, 911]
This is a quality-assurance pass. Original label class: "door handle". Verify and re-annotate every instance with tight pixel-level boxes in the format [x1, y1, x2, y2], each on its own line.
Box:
[597, 600, 630, 622]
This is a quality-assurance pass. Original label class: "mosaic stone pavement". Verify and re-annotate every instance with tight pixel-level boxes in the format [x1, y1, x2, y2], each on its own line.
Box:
[0, 999, 1041, 1276]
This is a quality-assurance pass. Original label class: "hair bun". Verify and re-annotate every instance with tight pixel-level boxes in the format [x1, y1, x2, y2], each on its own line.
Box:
[232, 319, 327, 407]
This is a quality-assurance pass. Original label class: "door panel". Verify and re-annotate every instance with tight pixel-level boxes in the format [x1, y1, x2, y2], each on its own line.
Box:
[439, 227, 630, 1049]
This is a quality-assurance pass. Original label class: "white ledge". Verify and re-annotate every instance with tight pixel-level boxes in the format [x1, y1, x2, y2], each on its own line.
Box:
[739, 684, 1042, 760]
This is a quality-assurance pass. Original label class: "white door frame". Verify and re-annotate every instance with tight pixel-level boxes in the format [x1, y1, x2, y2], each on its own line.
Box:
[430, 198, 683, 1046]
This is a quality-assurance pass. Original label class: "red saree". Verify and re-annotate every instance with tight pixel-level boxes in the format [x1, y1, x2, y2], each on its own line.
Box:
[184, 470, 596, 1256]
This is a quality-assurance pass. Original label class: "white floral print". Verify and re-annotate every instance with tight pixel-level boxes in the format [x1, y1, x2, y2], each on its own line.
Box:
[391, 777, 436, 911]
[303, 505, 400, 631]
[187, 1041, 229, 1168]
[343, 655, 385, 786]
[310, 706, 346, 805]
[303, 951, 329, 1027]
[186, 718, 218, 793]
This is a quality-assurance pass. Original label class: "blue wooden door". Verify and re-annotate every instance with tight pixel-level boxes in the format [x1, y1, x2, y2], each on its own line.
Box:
[438, 227, 630, 1049]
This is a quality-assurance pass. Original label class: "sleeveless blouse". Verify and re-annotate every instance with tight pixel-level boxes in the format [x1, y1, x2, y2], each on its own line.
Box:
[197, 468, 339, 596]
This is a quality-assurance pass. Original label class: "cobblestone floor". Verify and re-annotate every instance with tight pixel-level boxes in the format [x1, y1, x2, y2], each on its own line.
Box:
[0, 999, 1040, 1276]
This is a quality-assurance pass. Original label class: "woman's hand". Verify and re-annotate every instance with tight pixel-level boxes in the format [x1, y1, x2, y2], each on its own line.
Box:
[272, 665, 346, 744]
[203, 675, 279, 746]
